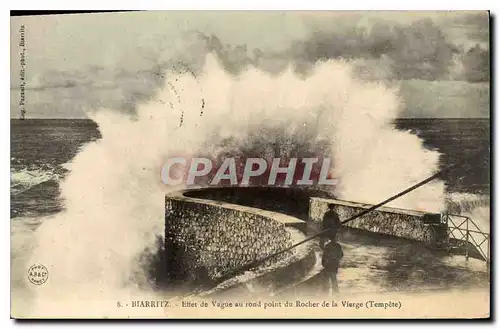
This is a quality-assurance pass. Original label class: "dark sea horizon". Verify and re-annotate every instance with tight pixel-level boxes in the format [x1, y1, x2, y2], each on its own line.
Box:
[10, 118, 491, 314]
[10, 117, 490, 220]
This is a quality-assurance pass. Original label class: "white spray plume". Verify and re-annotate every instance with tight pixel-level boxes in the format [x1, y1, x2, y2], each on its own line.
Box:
[25, 54, 445, 317]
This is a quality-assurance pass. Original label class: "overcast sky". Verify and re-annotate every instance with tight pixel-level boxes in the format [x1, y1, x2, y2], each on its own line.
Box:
[10, 11, 489, 118]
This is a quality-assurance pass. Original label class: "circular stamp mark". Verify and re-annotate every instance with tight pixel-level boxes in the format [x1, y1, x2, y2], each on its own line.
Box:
[28, 264, 49, 285]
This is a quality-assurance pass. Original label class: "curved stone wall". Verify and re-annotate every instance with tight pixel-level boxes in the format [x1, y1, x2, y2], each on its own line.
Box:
[183, 187, 448, 246]
[164, 187, 450, 293]
[165, 191, 303, 284]
[184, 186, 333, 221]
[309, 197, 447, 246]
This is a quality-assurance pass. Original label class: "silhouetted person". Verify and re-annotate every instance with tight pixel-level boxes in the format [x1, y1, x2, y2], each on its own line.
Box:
[321, 241, 344, 296]
[320, 204, 341, 248]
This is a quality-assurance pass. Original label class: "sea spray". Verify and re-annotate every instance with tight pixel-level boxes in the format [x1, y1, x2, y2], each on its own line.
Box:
[446, 192, 490, 233]
[25, 54, 447, 317]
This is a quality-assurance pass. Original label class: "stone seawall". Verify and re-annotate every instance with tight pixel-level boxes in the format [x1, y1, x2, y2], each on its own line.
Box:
[163, 187, 451, 293]
[165, 191, 302, 284]
[184, 187, 332, 221]
[309, 198, 448, 245]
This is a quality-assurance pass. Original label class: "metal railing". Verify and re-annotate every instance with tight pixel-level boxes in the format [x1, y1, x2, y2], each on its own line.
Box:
[441, 213, 490, 264]
[211, 169, 447, 285]
[175, 152, 485, 296]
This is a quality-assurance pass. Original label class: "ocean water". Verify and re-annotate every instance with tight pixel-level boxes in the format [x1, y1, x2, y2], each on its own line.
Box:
[394, 118, 490, 195]
[11, 117, 491, 296]
[11, 119, 101, 218]
[11, 118, 490, 220]
[9, 58, 492, 317]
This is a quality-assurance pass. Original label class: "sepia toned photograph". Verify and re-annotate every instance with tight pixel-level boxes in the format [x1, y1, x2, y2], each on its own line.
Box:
[10, 10, 490, 319]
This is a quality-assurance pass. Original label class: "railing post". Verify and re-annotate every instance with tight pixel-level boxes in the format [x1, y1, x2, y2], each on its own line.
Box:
[444, 214, 450, 252]
[465, 218, 469, 260]
[487, 235, 490, 270]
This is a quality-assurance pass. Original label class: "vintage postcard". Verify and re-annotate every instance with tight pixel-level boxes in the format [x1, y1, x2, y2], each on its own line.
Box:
[10, 11, 490, 319]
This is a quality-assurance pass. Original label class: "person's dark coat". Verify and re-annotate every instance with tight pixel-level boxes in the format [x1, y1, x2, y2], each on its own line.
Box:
[321, 242, 344, 274]
[322, 209, 341, 231]
[321, 208, 341, 244]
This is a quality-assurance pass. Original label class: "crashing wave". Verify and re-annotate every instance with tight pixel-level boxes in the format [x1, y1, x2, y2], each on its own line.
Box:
[10, 168, 58, 195]
[445, 192, 490, 233]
